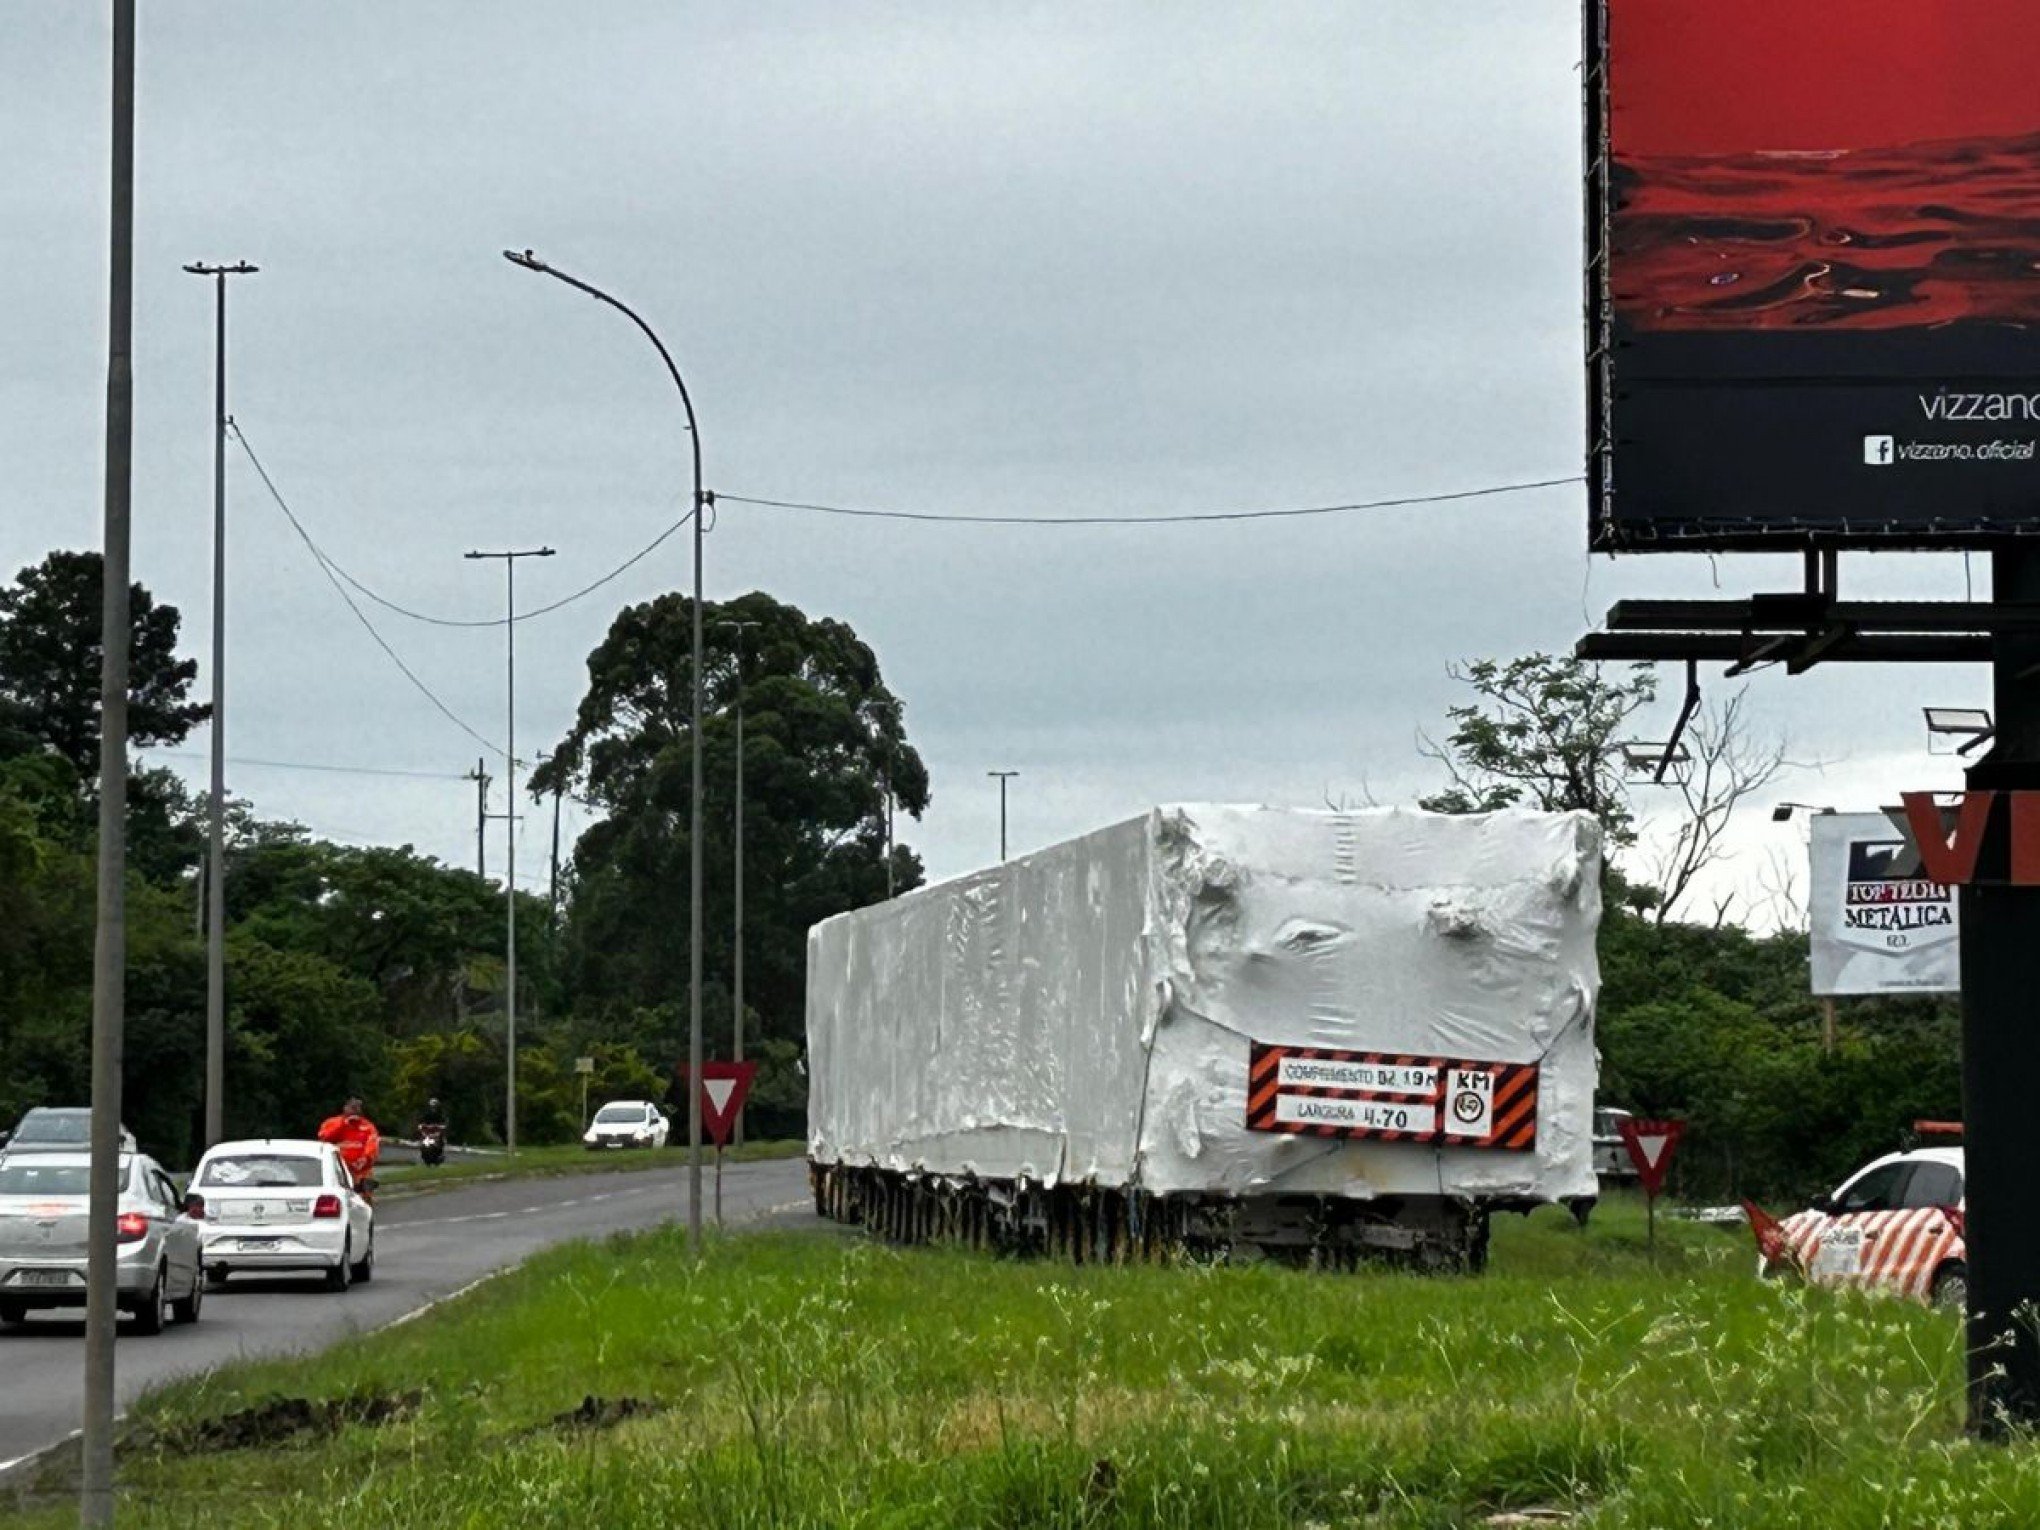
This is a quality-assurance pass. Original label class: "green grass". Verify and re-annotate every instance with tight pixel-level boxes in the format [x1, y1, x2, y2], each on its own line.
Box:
[374, 1137, 806, 1194]
[8, 1195, 2035, 1529]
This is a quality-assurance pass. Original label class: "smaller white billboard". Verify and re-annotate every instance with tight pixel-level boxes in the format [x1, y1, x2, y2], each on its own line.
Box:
[1808, 813, 1959, 996]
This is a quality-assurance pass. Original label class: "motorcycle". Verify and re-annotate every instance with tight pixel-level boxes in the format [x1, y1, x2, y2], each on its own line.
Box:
[417, 1121, 447, 1167]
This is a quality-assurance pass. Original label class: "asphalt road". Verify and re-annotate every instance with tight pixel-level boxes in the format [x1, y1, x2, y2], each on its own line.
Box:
[0, 1155, 813, 1471]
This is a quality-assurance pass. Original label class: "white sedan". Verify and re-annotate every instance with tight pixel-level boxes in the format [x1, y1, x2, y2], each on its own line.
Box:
[188, 1139, 375, 1290]
[583, 1100, 671, 1150]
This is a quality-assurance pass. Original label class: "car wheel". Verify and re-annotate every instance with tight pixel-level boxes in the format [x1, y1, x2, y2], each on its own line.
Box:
[350, 1235, 374, 1284]
[325, 1238, 353, 1292]
[0, 1300, 26, 1327]
[205, 1264, 231, 1290]
[171, 1266, 204, 1325]
[130, 1267, 168, 1335]
[1932, 1261, 1968, 1311]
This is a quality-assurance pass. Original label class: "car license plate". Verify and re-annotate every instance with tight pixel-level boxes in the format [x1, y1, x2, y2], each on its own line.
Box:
[1812, 1226, 1865, 1278]
[238, 1237, 281, 1251]
[18, 1269, 75, 1288]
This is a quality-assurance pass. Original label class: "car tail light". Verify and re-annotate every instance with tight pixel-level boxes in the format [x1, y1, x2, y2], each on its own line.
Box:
[313, 1194, 342, 1219]
[116, 1211, 149, 1242]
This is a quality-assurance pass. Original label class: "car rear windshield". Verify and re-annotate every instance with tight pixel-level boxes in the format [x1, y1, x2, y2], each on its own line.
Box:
[0, 1159, 129, 1196]
[594, 1106, 645, 1123]
[198, 1155, 324, 1188]
[11, 1112, 90, 1145]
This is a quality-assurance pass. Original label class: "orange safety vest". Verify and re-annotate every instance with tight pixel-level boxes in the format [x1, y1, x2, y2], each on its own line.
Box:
[317, 1113, 381, 1181]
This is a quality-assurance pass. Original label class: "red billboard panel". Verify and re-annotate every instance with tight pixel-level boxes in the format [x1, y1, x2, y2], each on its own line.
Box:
[1587, 1, 2040, 548]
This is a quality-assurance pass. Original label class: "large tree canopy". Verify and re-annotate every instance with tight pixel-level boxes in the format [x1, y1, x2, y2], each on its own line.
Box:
[534, 589, 928, 1067]
[0, 549, 209, 777]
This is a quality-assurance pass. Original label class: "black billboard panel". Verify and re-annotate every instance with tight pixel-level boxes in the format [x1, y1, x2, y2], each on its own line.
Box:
[1587, 1, 2040, 550]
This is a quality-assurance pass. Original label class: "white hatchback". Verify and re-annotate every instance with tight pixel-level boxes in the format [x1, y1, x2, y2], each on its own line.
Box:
[189, 1139, 375, 1290]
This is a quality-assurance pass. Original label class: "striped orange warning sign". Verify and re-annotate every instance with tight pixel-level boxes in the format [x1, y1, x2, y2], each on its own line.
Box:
[1245, 1042, 1539, 1151]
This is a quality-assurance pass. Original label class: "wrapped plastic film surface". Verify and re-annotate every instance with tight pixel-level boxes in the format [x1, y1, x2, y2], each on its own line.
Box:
[806, 805, 1602, 1204]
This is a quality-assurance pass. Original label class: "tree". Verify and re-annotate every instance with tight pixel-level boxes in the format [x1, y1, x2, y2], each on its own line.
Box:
[1637, 689, 1787, 924]
[1422, 654, 1787, 923]
[1420, 654, 1657, 847]
[534, 590, 928, 1071]
[0, 550, 208, 777]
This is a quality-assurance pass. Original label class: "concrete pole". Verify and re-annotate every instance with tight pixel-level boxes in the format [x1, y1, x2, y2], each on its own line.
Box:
[718, 619, 759, 1147]
[183, 257, 256, 1152]
[465, 546, 554, 1154]
[989, 770, 1018, 862]
[82, 4, 135, 1522]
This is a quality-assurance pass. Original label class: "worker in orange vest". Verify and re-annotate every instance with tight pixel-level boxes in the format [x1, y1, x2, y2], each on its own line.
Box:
[317, 1096, 382, 1194]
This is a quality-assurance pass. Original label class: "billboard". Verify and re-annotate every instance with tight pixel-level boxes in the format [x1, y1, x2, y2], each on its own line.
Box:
[1587, 1, 2040, 549]
[1808, 814, 1959, 996]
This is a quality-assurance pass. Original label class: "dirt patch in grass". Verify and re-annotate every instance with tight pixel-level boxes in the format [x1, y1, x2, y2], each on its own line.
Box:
[550, 1394, 660, 1432]
[162, 1390, 421, 1453]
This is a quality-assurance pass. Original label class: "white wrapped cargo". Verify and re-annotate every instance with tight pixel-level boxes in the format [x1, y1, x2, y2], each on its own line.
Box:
[807, 805, 1601, 1217]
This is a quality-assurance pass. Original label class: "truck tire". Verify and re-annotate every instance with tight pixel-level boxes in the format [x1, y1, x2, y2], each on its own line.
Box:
[1931, 1261, 1968, 1311]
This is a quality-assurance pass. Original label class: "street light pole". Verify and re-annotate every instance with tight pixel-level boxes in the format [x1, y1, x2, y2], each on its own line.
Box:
[465, 545, 555, 1155]
[83, 5, 136, 1523]
[988, 770, 1018, 862]
[182, 257, 257, 1152]
[503, 249, 709, 1254]
[718, 619, 759, 1147]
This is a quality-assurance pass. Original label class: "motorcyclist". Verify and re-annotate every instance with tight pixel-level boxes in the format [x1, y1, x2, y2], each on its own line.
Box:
[317, 1096, 382, 1192]
[417, 1097, 447, 1132]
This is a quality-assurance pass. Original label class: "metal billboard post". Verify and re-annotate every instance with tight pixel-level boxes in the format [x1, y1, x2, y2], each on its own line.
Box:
[1960, 547, 2040, 1435]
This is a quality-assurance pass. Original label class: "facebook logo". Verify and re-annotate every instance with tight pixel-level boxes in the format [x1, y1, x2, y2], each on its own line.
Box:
[1863, 435, 1895, 466]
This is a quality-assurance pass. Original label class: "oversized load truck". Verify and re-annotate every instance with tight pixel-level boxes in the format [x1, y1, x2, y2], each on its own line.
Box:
[806, 804, 1601, 1270]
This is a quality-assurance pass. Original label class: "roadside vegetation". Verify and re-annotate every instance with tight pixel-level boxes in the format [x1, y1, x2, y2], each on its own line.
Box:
[8, 1194, 2029, 1529]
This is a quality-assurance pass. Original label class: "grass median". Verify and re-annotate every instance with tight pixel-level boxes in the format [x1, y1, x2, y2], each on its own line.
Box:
[374, 1137, 806, 1194]
[7, 1195, 2025, 1528]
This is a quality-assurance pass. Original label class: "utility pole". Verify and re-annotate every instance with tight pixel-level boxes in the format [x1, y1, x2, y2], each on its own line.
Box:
[464, 545, 555, 1156]
[465, 756, 490, 878]
[548, 777, 563, 928]
[875, 697, 899, 899]
[988, 770, 1018, 862]
[719, 619, 760, 1145]
[504, 248, 708, 1255]
[83, 5, 135, 1523]
[182, 257, 256, 1153]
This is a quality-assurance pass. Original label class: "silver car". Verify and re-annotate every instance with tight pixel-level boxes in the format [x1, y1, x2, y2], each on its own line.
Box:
[0, 1152, 205, 1332]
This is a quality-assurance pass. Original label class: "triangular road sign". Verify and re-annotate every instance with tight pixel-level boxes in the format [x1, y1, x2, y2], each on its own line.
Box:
[689, 1060, 758, 1148]
[1617, 1116, 1685, 1199]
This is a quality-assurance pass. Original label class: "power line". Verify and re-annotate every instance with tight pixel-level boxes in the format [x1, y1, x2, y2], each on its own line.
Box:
[714, 477, 1582, 526]
[231, 424, 504, 755]
[152, 749, 468, 782]
[231, 422, 694, 628]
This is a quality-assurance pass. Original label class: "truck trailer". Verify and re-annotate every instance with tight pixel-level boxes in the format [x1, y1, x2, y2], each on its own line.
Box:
[806, 804, 1601, 1269]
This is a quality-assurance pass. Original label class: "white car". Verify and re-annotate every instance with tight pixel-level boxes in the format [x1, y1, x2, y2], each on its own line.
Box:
[0, 1151, 204, 1332]
[188, 1139, 375, 1290]
[583, 1101, 670, 1150]
[1759, 1146, 1966, 1307]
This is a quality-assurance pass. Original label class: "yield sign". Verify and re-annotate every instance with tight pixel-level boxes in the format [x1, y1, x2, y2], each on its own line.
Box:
[690, 1060, 758, 1148]
[1618, 1116, 1685, 1199]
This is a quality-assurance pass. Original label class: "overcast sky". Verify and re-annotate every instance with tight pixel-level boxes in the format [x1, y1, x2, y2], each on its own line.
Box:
[2, 3, 1984, 922]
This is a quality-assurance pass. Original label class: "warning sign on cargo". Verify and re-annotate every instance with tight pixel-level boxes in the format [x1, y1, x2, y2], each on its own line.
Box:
[1246, 1043, 1537, 1151]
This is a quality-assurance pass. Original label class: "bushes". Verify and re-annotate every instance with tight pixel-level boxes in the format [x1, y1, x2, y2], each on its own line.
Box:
[1596, 908, 1961, 1204]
